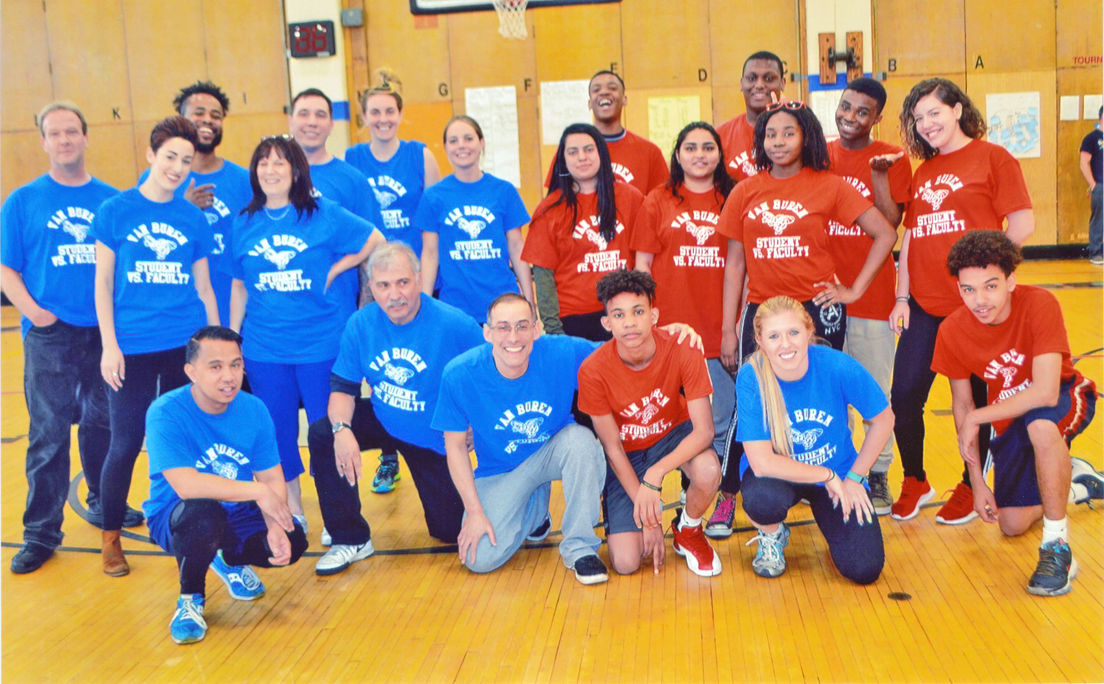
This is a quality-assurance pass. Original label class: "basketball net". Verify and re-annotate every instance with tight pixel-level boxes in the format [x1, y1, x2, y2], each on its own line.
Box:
[492, 0, 528, 39]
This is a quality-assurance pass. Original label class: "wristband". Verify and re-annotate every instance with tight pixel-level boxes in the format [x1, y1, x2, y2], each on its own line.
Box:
[640, 479, 661, 492]
[895, 296, 909, 302]
[822, 468, 836, 483]
[846, 470, 868, 486]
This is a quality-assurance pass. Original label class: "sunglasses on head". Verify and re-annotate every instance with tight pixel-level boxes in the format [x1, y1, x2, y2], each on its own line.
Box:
[766, 100, 806, 112]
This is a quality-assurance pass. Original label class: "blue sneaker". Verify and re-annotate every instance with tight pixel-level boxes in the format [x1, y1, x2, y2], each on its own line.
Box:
[746, 522, 790, 578]
[1071, 457, 1104, 503]
[372, 455, 401, 493]
[170, 594, 207, 644]
[210, 550, 265, 600]
[1027, 539, 1078, 596]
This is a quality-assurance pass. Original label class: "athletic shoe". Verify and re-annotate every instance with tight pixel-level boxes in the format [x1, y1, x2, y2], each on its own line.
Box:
[210, 550, 265, 600]
[746, 523, 789, 578]
[1027, 539, 1078, 596]
[1071, 457, 1104, 501]
[704, 496, 736, 539]
[868, 472, 892, 516]
[1090, 256, 1104, 266]
[935, 482, 978, 525]
[372, 456, 401, 493]
[525, 516, 551, 543]
[315, 541, 374, 576]
[679, 489, 687, 506]
[292, 514, 308, 534]
[10, 543, 53, 574]
[572, 554, 609, 585]
[672, 521, 722, 577]
[85, 499, 145, 529]
[320, 527, 332, 547]
[890, 476, 934, 521]
[170, 594, 207, 645]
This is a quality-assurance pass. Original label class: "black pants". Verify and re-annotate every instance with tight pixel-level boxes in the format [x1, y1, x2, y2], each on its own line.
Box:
[308, 398, 464, 544]
[561, 310, 610, 342]
[890, 298, 988, 484]
[169, 499, 307, 595]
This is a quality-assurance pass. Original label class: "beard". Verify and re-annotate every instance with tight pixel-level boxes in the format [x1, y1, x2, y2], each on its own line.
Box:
[195, 128, 223, 154]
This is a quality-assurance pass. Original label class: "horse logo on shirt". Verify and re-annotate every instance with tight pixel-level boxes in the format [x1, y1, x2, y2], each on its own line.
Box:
[142, 235, 178, 260]
[61, 219, 89, 243]
[639, 402, 661, 424]
[510, 417, 543, 439]
[920, 187, 949, 211]
[382, 363, 415, 386]
[684, 221, 715, 246]
[761, 209, 795, 236]
[791, 427, 823, 450]
[456, 216, 486, 240]
[996, 365, 1019, 389]
[209, 458, 239, 480]
[371, 187, 397, 209]
[262, 246, 297, 270]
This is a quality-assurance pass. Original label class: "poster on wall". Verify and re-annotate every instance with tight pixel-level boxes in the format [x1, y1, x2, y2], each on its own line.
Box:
[647, 96, 700, 152]
[985, 92, 1040, 158]
[540, 80, 591, 145]
[465, 86, 522, 188]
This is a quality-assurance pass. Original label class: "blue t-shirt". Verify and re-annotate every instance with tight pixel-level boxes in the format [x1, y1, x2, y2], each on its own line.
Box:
[432, 335, 599, 477]
[140, 161, 251, 326]
[736, 345, 887, 480]
[345, 140, 428, 253]
[310, 157, 382, 320]
[415, 173, 530, 322]
[332, 294, 483, 453]
[143, 384, 280, 521]
[90, 188, 215, 355]
[0, 174, 118, 337]
[230, 198, 374, 363]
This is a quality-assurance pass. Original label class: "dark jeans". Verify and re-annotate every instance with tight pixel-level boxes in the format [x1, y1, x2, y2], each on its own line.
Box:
[167, 499, 307, 595]
[890, 298, 988, 484]
[101, 346, 189, 531]
[308, 398, 464, 544]
[21, 321, 110, 548]
[1089, 183, 1102, 259]
[741, 468, 884, 585]
[719, 299, 847, 494]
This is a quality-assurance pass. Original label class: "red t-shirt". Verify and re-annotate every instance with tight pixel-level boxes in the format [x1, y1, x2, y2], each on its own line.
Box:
[543, 129, 668, 196]
[630, 185, 728, 357]
[716, 167, 872, 303]
[578, 329, 713, 451]
[931, 285, 1088, 435]
[522, 182, 644, 316]
[905, 139, 1033, 317]
[826, 139, 912, 320]
[716, 114, 759, 182]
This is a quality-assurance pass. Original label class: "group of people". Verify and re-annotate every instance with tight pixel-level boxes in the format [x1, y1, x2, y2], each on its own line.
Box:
[4, 52, 1103, 646]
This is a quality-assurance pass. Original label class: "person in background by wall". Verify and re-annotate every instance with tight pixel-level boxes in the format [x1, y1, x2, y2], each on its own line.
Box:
[716, 50, 786, 182]
[1, 102, 139, 574]
[1079, 106, 1102, 266]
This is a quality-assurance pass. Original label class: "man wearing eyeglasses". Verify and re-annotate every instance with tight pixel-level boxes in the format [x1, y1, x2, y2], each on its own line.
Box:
[716, 50, 786, 182]
[306, 242, 483, 576]
[432, 293, 611, 585]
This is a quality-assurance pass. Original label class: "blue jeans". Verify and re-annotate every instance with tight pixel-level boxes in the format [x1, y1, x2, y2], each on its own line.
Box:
[101, 346, 189, 532]
[21, 321, 110, 548]
[1089, 184, 1102, 259]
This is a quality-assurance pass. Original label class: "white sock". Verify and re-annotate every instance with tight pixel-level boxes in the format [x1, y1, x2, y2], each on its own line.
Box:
[680, 514, 703, 530]
[1041, 515, 1068, 545]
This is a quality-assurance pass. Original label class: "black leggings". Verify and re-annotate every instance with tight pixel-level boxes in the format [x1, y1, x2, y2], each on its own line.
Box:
[169, 499, 307, 595]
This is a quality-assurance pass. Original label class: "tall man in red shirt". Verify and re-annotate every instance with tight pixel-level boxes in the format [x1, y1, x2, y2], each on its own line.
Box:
[546, 71, 667, 196]
[578, 270, 722, 577]
[826, 77, 912, 515]
[932, 231, 1101, 596]
[716, 51, 785, 182]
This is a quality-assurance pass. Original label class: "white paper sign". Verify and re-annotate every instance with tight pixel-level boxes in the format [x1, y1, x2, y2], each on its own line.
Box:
[464, 86, 521, 188]
[985, 92, 1040, 159]
[1059, 95, 1081, 121]
[1084, 94, 1103, 120]
[540, 80, 591, 146]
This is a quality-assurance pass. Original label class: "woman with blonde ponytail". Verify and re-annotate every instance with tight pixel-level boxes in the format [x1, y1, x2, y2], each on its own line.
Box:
[735, 296, 892, 584]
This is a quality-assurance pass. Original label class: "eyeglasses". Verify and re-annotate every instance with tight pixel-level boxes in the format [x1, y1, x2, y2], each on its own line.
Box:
[766, 100, 806, 112]
[488, 320, 535, 335]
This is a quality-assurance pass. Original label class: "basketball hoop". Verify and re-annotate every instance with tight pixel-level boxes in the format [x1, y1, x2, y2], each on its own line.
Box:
[492, 0, 528, 39]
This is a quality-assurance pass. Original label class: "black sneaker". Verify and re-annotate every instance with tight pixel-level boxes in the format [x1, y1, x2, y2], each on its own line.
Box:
[572, 554, 608, 585]
[1027, 539, 1078, 596]
[85, 500, 145, 529]
[11, 543, 54, 574]
[525, 516, 552, 543]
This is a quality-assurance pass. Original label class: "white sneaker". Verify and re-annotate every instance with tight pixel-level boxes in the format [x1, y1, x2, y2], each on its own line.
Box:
[292, 514, 308, 534]
[320, 527, 332, 547]
[315, 541, 374, 576]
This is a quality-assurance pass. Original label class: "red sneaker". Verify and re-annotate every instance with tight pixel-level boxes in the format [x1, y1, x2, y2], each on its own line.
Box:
[672, 522, 721, 577]
[935, 482, 978, 525]
[890, 476, 934, 521]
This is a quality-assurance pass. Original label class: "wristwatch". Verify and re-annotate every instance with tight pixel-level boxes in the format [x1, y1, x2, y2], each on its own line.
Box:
[331, 421, 352, 435]
[845, 470, 868, 486]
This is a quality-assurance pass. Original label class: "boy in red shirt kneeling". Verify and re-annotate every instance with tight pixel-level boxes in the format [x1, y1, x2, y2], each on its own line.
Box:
[578, 270, 722, 576]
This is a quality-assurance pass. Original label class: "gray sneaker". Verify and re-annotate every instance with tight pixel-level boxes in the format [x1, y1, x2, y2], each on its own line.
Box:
[315, 541, 375, 576]
[868, 472, 892, 516]
[746, 522, 789, 578]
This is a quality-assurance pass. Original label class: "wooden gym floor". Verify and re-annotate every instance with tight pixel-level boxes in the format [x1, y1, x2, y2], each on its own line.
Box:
[1, 259, 1102, 683]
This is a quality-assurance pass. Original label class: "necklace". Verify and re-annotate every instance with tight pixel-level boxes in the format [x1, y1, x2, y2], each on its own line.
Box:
[264, 205, 291, 221]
